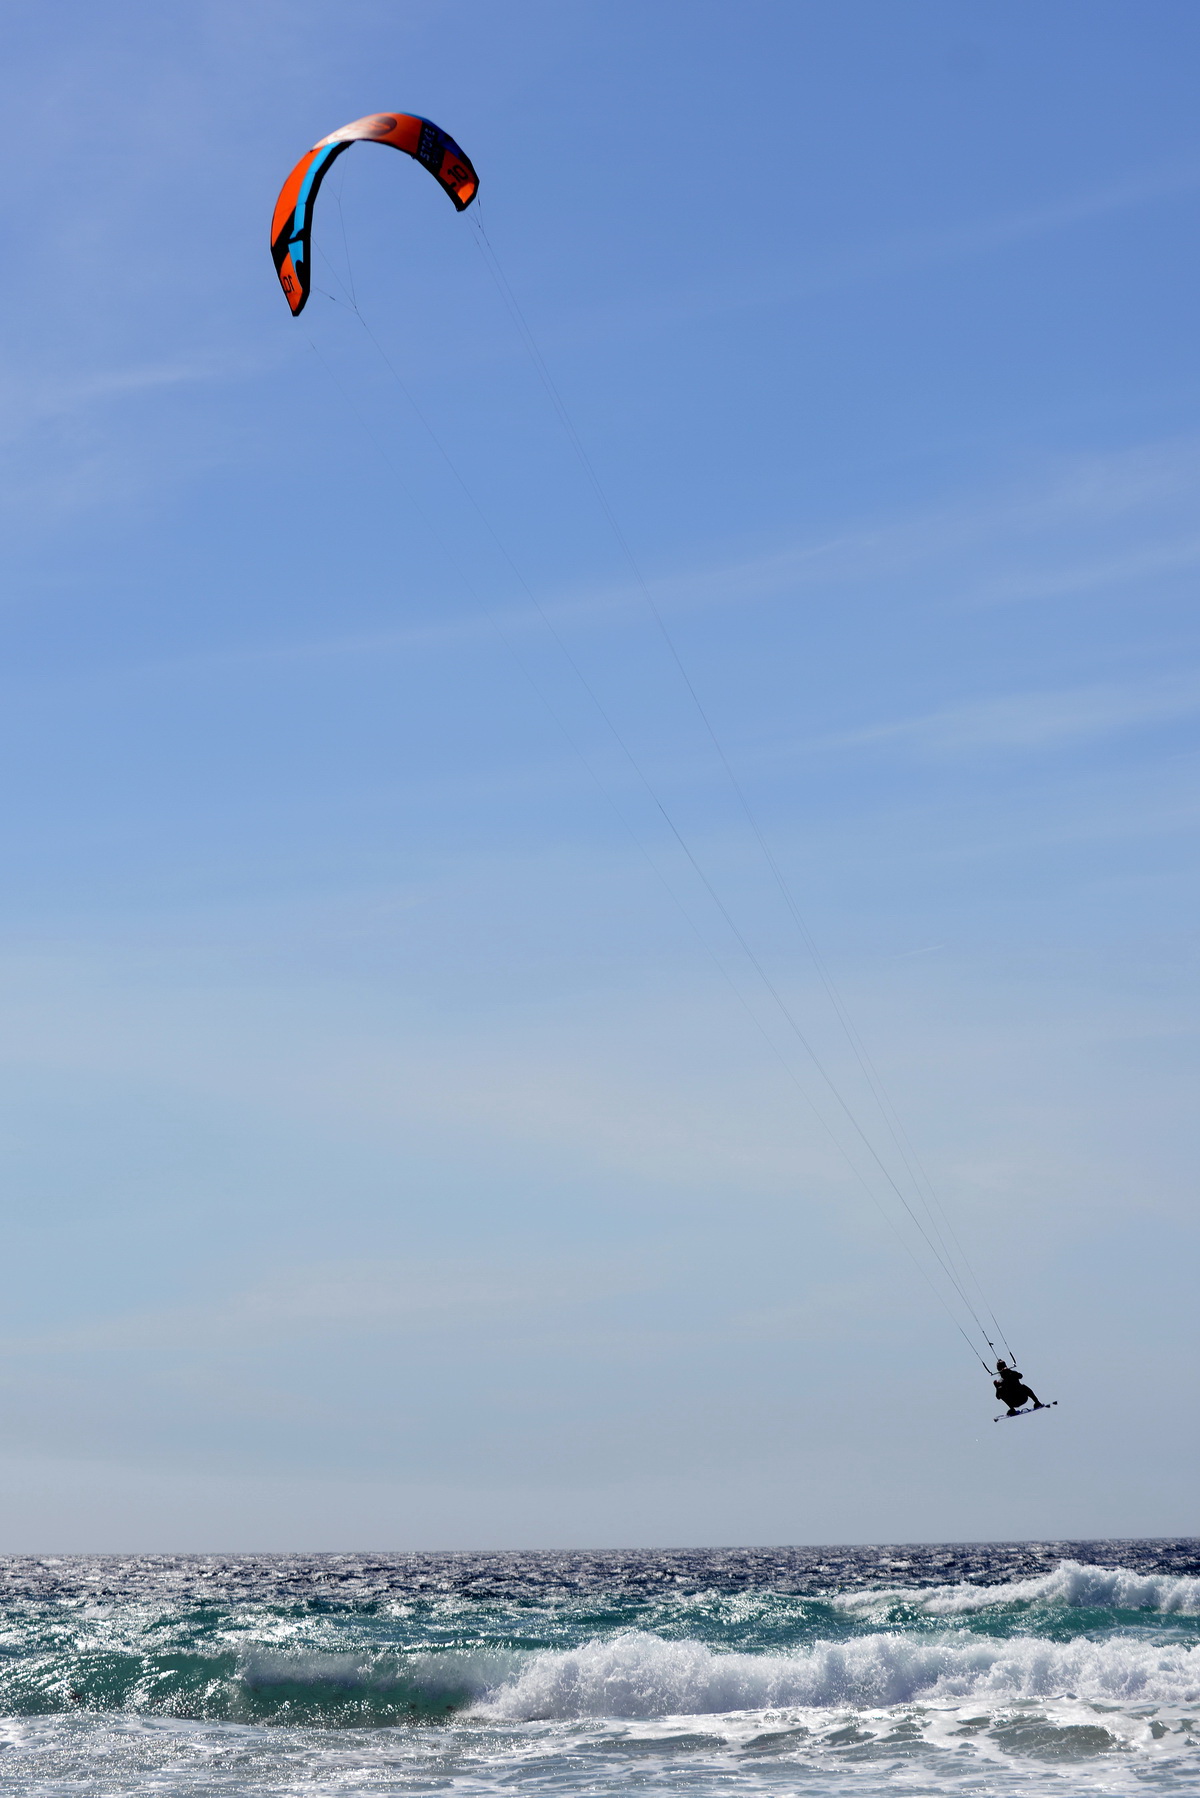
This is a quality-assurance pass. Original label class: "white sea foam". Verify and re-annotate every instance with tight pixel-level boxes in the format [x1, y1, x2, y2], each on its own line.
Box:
[472, 1629, 1200, 1720]
[830, 1560, 1200, 1618]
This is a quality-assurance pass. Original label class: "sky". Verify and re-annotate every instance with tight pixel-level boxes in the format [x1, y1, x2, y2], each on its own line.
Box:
[0, 0, 1197, 1551]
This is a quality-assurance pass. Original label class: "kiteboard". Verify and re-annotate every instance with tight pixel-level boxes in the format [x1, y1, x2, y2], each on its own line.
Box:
[993, 1401, 1057, 1422]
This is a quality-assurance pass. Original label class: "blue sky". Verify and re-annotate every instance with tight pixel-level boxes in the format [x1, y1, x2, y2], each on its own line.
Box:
[0, 0, 1197, 1550]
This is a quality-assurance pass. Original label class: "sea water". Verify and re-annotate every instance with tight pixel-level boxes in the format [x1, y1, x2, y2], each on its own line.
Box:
[1, 1541, 1198, 1795]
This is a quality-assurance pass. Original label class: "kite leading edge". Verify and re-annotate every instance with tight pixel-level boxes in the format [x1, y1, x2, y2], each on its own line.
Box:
[270, 112, 479, 315]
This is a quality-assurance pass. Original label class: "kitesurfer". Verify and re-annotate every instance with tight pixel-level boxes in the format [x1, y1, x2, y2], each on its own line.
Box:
[993, 1359, 1044, 1415]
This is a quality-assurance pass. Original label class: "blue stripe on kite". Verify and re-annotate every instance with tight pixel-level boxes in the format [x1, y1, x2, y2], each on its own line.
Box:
[294, 147, 337, 237]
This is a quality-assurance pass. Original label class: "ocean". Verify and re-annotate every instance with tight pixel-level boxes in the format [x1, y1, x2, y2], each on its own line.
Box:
[0, 1540, 1197, 1795]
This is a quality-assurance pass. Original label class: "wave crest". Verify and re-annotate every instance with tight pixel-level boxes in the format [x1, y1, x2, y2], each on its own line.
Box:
[7, 1626, 1200, 1723]
[832, 1560, 1200, 1619]
[477, 1629, 1200, 1720]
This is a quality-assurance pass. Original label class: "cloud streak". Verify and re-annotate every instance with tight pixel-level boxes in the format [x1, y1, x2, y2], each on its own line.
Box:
[831, 672, 1200, 759]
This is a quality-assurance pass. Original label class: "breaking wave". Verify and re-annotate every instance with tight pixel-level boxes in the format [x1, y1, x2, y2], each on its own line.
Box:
[476, 1628, 1200, 1720]
[9, 1623, 1200, 1724]
[829, 1559, 1200, 1620]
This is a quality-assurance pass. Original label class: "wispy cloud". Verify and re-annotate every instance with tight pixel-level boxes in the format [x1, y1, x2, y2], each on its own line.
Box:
[7, 429, 1192, 697]
[1, 1252, 653, 1360]
[964, 535, 1200, 608]
[575, 160, 1200, 342]
[517, 434, 1200, 630]
[830, 672, 1200, 759]
[0, 352, 277, 522]
[0, 354, 264, 445]
[803, 160, 1200, 293]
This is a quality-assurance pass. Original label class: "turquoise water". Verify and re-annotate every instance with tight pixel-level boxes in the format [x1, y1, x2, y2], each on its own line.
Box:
[1, 1542, 1198, 1793]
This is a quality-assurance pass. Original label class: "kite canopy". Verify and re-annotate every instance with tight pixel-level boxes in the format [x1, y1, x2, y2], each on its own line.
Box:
[270, 112, 479, 315]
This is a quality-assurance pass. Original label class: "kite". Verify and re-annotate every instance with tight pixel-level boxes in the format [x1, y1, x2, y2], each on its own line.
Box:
[270, 112, 479, 315]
